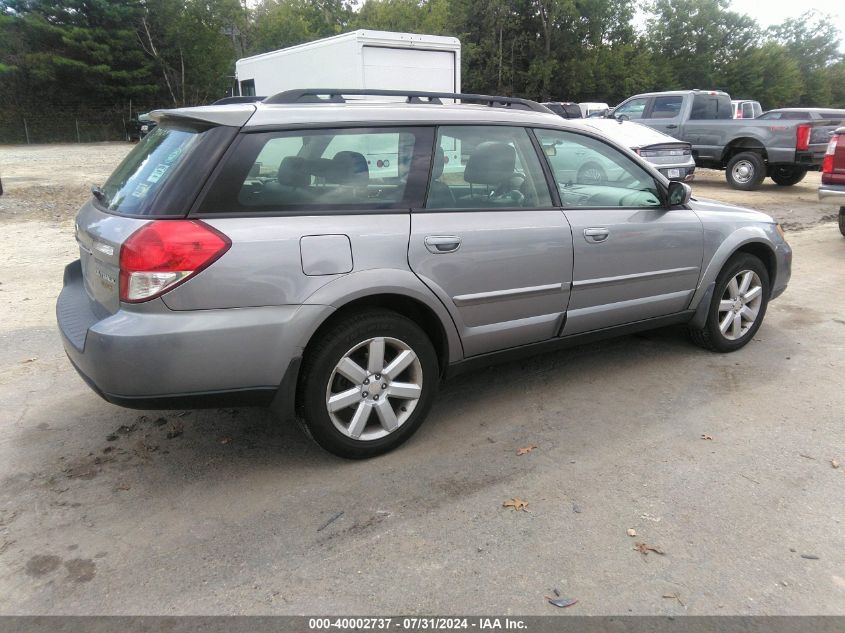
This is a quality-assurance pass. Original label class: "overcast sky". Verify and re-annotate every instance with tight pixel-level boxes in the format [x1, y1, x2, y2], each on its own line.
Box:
[729, 0, 845, 37]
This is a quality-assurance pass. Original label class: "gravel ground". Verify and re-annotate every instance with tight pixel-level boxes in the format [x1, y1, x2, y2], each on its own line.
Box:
[0, 142, 842, 616]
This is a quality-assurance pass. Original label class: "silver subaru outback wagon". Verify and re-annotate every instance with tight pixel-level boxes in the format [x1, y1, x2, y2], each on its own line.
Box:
[57, 89, 792, 459]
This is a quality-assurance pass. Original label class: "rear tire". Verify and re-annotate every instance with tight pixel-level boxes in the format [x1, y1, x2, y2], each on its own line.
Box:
[770, 166, 808, 186]
[839, 207, 845, 237]
[726, 152, 766, 191]
[297, 310, 438, 459]
[689, 253, 770, 353]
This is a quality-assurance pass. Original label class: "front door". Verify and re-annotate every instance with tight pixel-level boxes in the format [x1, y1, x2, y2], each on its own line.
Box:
[408, 125, 573, 357]
[535, 128, 703, 335]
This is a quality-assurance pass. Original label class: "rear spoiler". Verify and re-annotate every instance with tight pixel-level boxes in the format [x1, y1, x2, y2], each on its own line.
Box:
[150, 104, 257, 128]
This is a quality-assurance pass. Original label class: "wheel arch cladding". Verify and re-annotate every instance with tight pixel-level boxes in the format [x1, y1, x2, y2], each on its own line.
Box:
[690, 230, 777, 310]
[303, 293, 453, 379]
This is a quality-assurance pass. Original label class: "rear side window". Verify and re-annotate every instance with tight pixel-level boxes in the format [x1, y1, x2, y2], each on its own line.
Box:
[648, 96, 682, 119]
[98, 125, 208, 216]
[690, 94, 732, 120]
[198, 127, 433, 214]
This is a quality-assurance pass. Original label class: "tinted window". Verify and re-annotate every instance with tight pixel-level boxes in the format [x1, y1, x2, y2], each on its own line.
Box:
[741, 103, 755, 119]
[648, 96, 682, 119]
[820, 111, 845, 120]
[240, 79, 256, 96]
[424, 126, 553, 210]
[198, 127, 433, 214]
[690, 94, 732, 120]
[535, 128, 662, 208]
[98, 124, 206, 216]
[758, 111, 809, 120]
[615, 98, 649, 120]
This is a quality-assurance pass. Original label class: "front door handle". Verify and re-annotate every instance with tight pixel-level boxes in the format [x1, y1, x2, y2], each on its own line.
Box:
[666, 124, 679, 129]
[425, 235, 462, 254]
[584, 227, 609, 243]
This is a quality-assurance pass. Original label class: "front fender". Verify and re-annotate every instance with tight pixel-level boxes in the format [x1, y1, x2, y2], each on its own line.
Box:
[689, 226, 777, 310]
[303, 268, 464, 363]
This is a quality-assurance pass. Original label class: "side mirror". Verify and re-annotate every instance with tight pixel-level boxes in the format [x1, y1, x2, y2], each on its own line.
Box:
[667, 181, 692, 207]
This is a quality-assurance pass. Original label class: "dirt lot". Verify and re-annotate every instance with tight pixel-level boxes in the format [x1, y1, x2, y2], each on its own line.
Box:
[0, 143, 843, 615]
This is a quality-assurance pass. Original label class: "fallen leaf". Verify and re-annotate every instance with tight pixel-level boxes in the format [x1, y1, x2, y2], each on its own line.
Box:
[516, 445, 538, 456]
[626, 528, 637, 537]
[832, 459, 840, 469]
[634, 542, 665, 556]
[545, 596, 577, 608]
[700, 434, 713, 440]
[503, 498, 529, 512]
[116, 483, 130, 491]
[21, 357, 37, 363]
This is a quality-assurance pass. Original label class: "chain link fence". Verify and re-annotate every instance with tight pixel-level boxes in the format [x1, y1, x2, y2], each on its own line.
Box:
[0, 105, 159, 144]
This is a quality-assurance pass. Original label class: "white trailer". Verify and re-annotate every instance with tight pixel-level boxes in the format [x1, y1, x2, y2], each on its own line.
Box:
[235, 30, 461, 98]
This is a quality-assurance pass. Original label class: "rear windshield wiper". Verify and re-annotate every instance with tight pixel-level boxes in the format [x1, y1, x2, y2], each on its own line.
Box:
[91, 186, 107, 204]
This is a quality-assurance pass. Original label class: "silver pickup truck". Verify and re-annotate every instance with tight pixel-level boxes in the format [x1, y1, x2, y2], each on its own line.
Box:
[612, 90, 840, 190]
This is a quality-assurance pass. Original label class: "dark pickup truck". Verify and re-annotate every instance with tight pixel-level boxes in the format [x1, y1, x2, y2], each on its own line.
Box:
[612, 90, 841, 190]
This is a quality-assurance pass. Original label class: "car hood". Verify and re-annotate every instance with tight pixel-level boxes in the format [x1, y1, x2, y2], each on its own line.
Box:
[689, 197, 774, 223]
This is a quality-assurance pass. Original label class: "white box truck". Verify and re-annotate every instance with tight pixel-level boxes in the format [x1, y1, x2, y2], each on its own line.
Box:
[235, 30, 461, 98]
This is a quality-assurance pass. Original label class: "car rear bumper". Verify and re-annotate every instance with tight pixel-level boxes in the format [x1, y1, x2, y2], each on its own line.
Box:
[56, 259, 331, 408]
[818, 184, 845, 202]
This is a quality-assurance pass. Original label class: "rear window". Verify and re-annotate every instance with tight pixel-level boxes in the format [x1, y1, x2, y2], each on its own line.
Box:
[197, 127, 434, 215]
[690, 94, 732, 120]
[97, 124, 206, 216]
[758, 111, 808, 120]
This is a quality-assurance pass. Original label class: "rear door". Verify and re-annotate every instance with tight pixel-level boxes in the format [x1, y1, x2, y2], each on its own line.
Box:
[362, 46, 456, 93]
[408, 125, 573, 357]
[535, 128, 703, 335]
[643, 94, 684, 137]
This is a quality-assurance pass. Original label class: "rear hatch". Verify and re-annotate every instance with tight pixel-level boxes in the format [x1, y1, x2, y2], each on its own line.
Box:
[77, 117, 241, 314]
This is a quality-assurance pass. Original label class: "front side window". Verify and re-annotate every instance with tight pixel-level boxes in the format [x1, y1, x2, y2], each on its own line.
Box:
[648, 96, 683, 119]
[614, 98, 649, 120]
[534, 128, 662, 208]
[198, 127, 432, 213]
[424, 126, 553, 209]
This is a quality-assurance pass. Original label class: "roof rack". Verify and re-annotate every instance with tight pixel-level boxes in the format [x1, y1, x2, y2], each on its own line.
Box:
[262, 89, 552, 113]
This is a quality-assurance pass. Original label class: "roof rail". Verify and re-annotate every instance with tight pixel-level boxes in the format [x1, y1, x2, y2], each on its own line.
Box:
[262, 89, 553, 113]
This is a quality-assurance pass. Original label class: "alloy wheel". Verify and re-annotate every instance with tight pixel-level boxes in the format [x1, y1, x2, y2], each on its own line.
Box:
[325, 336, 423, 441]
[717, 270, 763, 340]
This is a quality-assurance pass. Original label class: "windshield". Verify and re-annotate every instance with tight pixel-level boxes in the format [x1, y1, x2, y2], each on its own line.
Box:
[98, 125, 205, 215]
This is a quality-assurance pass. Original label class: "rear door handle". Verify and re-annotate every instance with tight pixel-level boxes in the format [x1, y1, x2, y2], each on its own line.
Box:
[425, 235, 462, 254]
[584, 227, 609, 243]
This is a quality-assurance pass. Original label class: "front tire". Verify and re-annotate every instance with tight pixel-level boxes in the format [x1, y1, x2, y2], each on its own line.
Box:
[577, 162, 607, 184]
[298, 310, 438, 459]
[770, 166, 808, 186]
[839, 207, 845, 237]
[726, 152, 766, 191]
[690, 253, 770, 352]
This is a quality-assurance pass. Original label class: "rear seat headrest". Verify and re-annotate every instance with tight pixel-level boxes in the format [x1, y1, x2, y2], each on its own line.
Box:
[277, 156, 310, 188]
[464, 142, 516, 185]
[328, 151, 369, 187]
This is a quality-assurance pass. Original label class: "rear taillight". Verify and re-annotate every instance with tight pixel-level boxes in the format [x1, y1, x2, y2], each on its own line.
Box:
[796, 124, 812, 151]
[119, 220, 231, 303]
[822, 134, 839, 175]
